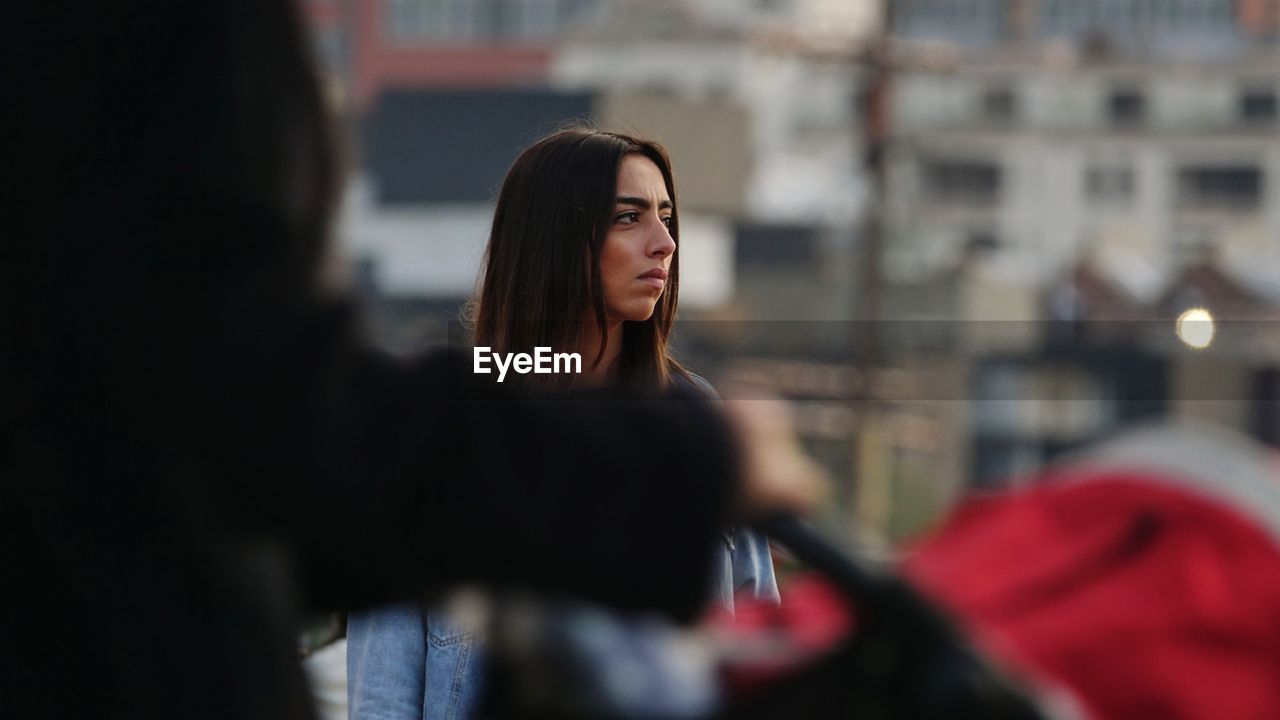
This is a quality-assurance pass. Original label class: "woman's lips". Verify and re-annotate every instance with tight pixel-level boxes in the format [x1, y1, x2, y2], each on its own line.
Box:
[637, 268, 667, 290]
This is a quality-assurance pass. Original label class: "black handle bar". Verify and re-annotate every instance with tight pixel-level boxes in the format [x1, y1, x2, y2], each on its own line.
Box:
[747, 513, 1050, 720]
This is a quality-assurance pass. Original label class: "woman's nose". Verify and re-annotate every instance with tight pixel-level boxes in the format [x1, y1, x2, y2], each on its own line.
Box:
[648, 223, 676, 258]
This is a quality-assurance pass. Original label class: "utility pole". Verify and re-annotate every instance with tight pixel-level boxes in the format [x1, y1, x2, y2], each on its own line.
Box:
[848, 0, 892, 522]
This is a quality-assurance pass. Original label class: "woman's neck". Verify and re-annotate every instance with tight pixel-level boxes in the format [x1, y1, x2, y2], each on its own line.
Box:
[577, 320, 623, 387]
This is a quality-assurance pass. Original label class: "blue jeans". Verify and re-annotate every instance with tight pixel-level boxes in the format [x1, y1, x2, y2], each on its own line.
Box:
[347, 603, 484, 720]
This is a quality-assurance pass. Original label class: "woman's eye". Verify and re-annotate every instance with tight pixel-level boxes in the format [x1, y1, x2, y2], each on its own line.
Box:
[661, 216, 673, 228]
[615, 211, 639, 225]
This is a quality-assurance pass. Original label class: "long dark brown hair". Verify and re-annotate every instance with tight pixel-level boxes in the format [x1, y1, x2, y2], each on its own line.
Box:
[472, 128, 689, 390]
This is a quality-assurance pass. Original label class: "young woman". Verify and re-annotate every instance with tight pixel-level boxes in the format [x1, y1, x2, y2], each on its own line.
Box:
[346, 128, 780, 720]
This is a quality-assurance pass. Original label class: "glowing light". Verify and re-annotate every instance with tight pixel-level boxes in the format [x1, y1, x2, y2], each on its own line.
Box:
[1176, 308, 1215, 349]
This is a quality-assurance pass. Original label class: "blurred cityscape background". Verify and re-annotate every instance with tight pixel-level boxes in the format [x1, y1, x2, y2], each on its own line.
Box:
[298, 0, 1280, 548]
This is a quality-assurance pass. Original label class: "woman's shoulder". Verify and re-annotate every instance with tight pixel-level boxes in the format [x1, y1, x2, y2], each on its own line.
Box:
[670, 370, 720, 401]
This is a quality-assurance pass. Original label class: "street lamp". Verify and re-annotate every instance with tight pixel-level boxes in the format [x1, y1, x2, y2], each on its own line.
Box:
[1175, 307, 1215, 350]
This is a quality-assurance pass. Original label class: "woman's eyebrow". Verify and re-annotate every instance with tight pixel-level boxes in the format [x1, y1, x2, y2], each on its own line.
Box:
[616, 196, 674, 210]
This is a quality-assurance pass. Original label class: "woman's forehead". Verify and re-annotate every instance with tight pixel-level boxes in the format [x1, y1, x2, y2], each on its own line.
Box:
[615, 155, 669, 199]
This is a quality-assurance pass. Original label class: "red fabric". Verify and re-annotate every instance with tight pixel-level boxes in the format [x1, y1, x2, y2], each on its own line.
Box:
[901, 473, 1280, 720]
[714, 576, 857, 691]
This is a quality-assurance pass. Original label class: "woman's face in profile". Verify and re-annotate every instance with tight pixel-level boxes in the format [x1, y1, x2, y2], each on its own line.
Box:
[598, 154, 677, 324]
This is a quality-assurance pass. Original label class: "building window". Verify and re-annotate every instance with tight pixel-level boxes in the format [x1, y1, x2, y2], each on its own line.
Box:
[964, 230, 1001, 255]
[1084, 165, 1136, 205]
[383, 0, 482, 40]
[923, 159, 1001, 204]
[1177, 166, 1264, 210]
[1240, 88, 1278, 124]
[895, 0, 1003, 42]
[980, 85, 1017, 124]
[1108, 86, 1145, 126]
[735, 224, 818, 267]
[381, 0, 595, 41]
[502, 0, 564, 38]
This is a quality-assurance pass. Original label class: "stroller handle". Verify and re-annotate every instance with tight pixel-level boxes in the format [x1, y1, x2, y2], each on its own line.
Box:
[752, 513, 887, 602]
[749, 513, 1051, 720]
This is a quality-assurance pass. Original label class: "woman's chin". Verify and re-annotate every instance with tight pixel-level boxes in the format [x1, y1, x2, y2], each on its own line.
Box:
[611, 304, 658, 323]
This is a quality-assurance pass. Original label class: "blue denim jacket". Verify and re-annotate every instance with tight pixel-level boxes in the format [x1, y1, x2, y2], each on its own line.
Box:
[346, 528, 778, 720]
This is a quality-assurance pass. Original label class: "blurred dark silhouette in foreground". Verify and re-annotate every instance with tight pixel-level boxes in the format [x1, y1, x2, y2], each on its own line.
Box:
[4, 2, 744, 718]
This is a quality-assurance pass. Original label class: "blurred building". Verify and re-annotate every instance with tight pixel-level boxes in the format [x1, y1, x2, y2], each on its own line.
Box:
[881, 0, 1280, 500]
[896, 0, 1278, 53]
